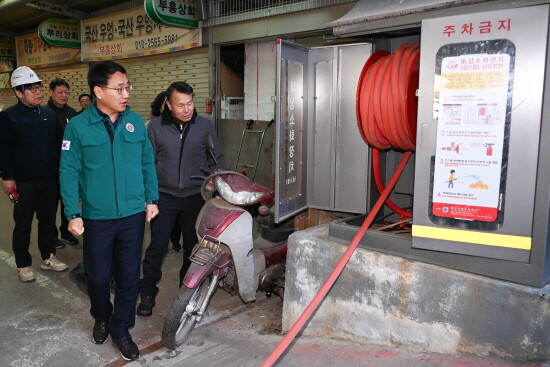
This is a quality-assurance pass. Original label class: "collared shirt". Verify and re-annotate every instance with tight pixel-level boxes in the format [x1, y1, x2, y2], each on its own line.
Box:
[94, 103, 123, 130]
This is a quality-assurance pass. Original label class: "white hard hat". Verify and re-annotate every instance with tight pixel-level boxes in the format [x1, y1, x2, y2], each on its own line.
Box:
[10, 66, 42, 88]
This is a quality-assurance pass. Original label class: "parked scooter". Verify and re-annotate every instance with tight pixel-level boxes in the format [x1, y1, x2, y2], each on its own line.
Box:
[162, 139, 293, 350]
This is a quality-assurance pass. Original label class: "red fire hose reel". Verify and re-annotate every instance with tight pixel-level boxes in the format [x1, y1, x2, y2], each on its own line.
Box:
[356, 43, 420, 218]
[356, 43, 420, 150]
[261, 43, 421, 367]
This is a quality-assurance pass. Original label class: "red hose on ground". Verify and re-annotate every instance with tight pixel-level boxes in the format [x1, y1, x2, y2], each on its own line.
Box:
[260, 43, 419, 366]
[260, 151, 412, 367]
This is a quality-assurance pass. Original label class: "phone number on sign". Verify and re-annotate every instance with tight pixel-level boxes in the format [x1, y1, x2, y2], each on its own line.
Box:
[135, 34, 178, 50]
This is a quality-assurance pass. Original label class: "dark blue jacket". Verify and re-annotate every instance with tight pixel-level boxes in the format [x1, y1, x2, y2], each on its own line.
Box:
[44, 98, 77, 132]
[0, 102, 60, 181]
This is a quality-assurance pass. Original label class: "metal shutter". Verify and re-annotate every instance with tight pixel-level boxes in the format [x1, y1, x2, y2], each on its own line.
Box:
[117, 46, 209, 121]
[0, 89, 16, 111]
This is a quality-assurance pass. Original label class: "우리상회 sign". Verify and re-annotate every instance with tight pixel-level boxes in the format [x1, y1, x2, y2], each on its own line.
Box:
[38, 18, 81, 49]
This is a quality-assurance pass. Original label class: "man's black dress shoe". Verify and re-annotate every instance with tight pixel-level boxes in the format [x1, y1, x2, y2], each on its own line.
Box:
[92, 320, 109, 344]
[61, 232, 80, 245]
[136, 294, 155, 317]
[113, 336, 140, 361]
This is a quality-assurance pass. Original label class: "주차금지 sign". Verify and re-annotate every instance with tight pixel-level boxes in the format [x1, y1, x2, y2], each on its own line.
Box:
[16, 33, 81, 68]
[81, 6, 200, 61]
[38, 18, 81, 49]
[144, 0, 198, 28]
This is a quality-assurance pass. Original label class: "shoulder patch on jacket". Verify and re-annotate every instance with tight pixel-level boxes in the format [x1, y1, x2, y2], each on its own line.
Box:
[62, 140, 71, 150]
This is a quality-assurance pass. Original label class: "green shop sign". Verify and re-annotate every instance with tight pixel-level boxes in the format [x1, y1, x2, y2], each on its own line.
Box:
[0, 40, 15, 61]
[144, 0, 198, 28]
[38, 18, 81, 49]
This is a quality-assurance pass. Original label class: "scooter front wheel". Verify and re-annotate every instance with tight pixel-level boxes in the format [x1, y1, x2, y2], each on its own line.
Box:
[162, 275, 212, 350]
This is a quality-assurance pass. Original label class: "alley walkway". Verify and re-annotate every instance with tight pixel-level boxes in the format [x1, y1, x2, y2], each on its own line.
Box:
[0, 193, 548, 367]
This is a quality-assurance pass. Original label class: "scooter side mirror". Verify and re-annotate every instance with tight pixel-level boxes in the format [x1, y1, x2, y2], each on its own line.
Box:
[206, 135, 218, 168]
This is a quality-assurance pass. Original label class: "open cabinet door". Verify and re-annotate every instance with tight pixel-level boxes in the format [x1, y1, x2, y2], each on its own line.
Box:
[274, 40, 372, 223]
[275, 40, 309, 223]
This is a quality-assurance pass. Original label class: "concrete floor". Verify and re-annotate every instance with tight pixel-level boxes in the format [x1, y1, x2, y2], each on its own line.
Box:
[0, 191, 255, 366]
[1, 192, 549, 367]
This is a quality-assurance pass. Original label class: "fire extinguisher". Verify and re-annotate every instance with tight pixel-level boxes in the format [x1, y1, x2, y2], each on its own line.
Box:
[205, 98, 213, 114]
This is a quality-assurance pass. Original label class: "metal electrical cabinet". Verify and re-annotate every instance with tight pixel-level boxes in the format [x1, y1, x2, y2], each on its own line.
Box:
[275, 41, 372, 222]
[412, 4, 550, 286]
[329, 3, 550, 287]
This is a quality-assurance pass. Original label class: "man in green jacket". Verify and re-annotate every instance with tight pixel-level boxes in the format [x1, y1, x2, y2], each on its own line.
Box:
[59, 61, 159, 361]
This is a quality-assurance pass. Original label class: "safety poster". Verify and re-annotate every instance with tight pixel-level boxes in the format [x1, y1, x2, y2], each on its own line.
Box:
[432, 40, 514, 222]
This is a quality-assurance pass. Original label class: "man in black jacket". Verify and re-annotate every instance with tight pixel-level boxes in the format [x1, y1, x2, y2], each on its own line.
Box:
[0, 66, 68, 282]
[45, 78, 79, 247]
[137, 82, 224, 316]
[77, 93, 92, 114]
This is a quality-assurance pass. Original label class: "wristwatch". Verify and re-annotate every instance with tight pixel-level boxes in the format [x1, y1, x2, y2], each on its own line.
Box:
[147, 200, 159, 205]
[70, 213, 81, 220]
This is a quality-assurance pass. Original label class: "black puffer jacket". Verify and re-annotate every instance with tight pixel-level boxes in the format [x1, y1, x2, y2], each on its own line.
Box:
[0, 102, 61, 181]
[45, 98, 77, 131]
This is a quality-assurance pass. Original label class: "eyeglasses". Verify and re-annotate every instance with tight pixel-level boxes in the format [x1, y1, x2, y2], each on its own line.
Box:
[24, 84, 44, 93]
[100, 84, 133, 95]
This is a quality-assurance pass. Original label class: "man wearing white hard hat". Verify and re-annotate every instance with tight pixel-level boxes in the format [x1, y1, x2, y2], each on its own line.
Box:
[0, 66, 69, 282]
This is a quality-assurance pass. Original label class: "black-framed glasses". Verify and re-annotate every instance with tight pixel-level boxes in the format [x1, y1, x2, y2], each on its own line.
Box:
[100, 83, 133, 95]
[24, 84, 44, 93]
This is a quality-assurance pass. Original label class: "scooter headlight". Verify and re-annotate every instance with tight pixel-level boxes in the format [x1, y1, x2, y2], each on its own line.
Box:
[215, 176, 264, 205]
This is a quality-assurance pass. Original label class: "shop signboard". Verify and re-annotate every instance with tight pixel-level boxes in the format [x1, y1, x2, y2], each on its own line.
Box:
[144, 0, 199, 28]
[81, 6, 200, 61]
[0, 40, 15, 62]
[0, 62, 12, 73]
[38, 18, 81, 48]
[0, 40, 15, 86]
[0, 73, 10, 88]
[15, 33, 80, 68]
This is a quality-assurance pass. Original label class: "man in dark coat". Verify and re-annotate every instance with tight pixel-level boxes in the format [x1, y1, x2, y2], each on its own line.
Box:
[45, 77, 79, 247]
[137, 82, 224, 317]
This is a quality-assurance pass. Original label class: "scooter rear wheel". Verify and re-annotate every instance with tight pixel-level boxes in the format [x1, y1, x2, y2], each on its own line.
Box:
[162, 275, 212, 350]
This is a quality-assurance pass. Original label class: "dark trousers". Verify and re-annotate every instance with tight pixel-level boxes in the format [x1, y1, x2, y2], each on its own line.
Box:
[12, 179, 58, 268]
[170, 214, 182, 245]
[140, 192, 204, 298]
[83, 212, 145, 339]
[54, 192, 70, 238]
